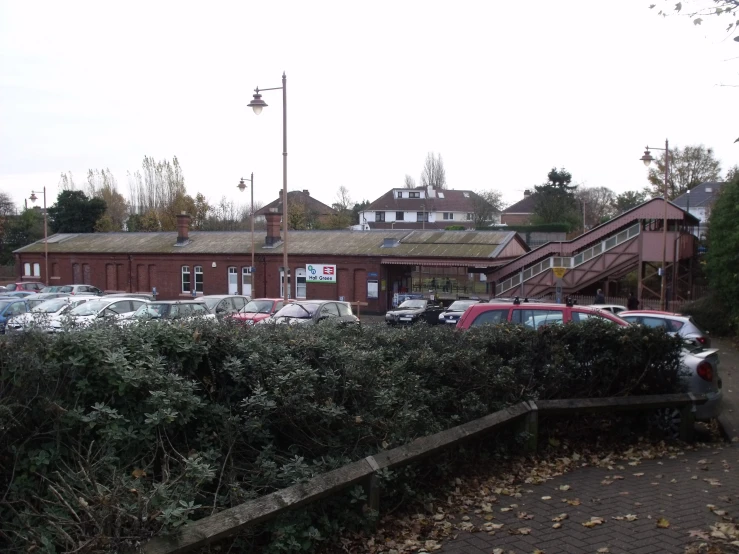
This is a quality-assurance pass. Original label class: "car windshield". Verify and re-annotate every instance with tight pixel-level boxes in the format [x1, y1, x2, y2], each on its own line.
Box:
[134, 303, 170, 319]
[448, 300, 477, 312]
[58, 286, 74, 293]
[242, 300, 274, 314]
[203, 298, 221, 310]
[0, 300, 11, 311]
[274, 303, 319, 319]
[398, 300, 426, 309]
[69, 300, 109, 316]
[32, 299, 70, 313]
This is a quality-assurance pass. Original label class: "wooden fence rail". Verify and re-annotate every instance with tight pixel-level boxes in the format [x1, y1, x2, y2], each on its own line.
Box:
[136, 393, 705, 554]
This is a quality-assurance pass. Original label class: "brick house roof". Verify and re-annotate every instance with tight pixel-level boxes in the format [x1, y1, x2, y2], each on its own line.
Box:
[672, 181, 725, 209]
[501, 193, 537, 214]
[366, 189, 498, 213]
[255, 190, 337, 217]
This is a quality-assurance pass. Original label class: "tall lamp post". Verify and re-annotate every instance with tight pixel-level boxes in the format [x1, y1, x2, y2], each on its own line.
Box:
[237, 174, 256, 293]
[29, 188, 48, 284]
[247, 72, 289, 304]
[640, 139, 670, 310]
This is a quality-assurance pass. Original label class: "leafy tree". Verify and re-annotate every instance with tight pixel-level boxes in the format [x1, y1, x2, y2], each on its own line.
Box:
[576, 186, 616, 228]
[645, 145, 722, 200]
[532, 167, 580, 229]
[471, 190, 504, 228]
[286, 197, 319, 230]
[86, 169, 129, 231]
[1, 208, 44, 264]
[327, 186, 353, 229]
[351, 200, 370, 225]
[420, 152, 447, 189]
[725, 164, 739, 183]
[403, 175, 416, 189]
[613, 190, 648, 214]
[705, 171, 739, 331]
[48, 190, 107, 233]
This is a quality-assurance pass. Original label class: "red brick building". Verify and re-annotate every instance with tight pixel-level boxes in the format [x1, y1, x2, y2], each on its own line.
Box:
[15, 213, 528, 313]
[501, 190, 536, 225]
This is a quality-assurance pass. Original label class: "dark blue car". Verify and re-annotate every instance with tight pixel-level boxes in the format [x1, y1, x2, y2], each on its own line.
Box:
[0, 297, 30, 334]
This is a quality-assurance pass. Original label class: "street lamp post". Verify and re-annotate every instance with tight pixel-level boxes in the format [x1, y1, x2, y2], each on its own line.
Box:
[237, 174, 255, 293]
[640, 139, 670, 310]
[248, 72, 289, 304]
[29, 188, 48, 284]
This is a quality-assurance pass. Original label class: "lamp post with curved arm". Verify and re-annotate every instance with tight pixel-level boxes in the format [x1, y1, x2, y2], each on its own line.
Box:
[247, 72, 288, 304]
[237, 174, 255, 294]
[640, 139, 670, 310]
[29, 188, 48, 284]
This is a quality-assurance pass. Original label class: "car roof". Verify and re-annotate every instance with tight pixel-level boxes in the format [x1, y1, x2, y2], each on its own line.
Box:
[202, 294, 248, 299]
[252, 297, 284, 301]
[620, 310, 684, 317]
[147, 300, 208, 305]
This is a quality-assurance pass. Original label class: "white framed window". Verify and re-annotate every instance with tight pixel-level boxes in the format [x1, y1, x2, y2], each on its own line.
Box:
[23, 263, 31, 276]
[375, 211, 385, 222]
[296, 268, 306, 299]
[417, 212, 429, 222]
[194, 266, 204, 292]
[181, 266, 191, 293]
[279, 268, 291, 299]
[409, 191, 420, 198]
[443, 212, 453, 220]
[396, 211, 404, 220]
[33, 263, 40, 277]
[466, 213, 474, 221]
[396, 191, 402, 198]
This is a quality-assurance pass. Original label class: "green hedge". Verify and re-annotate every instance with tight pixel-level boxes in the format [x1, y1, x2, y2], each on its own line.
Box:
[0, 320, 684, 552]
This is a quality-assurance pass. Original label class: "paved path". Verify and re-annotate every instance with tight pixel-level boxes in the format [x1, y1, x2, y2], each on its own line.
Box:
[440, 444, 738, 553]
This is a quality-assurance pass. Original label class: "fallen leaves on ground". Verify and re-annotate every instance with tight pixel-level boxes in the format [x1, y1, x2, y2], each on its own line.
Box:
[582, 517, 605, 528]
[656, 517, 671, 528]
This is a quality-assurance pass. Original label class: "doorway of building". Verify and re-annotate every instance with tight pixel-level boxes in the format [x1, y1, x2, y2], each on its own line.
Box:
[242, 267, 252, 297]
[228, 266, 238, 294]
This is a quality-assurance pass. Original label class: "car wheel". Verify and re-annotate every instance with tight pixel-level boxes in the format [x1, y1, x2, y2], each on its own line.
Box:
[648, 407, 681, 440]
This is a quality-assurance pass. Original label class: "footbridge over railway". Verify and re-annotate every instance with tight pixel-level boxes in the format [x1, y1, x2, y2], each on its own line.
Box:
[487, 198, 700, 303]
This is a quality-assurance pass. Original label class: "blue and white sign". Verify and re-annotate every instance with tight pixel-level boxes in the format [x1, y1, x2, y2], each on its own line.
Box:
[306, 264, 337, 283]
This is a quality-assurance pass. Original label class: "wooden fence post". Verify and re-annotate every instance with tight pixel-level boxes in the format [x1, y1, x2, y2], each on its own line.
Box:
[521, 401, 538, 454]
[364, 456, 380, 513]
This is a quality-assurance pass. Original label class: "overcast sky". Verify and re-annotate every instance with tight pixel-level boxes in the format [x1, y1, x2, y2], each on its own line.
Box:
[1, 0, 737, 214]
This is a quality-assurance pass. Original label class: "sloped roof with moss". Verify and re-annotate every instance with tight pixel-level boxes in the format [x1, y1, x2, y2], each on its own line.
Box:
[15, 229, 527, 259]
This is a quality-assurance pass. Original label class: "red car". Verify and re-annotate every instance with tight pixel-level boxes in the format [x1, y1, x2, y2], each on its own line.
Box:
[456, 302, 627, 329]
[230, 298, 291, 325]
[4, 282, 45, 292]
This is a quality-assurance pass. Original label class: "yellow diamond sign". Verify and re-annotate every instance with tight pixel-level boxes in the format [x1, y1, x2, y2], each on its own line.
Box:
[552, 267, 567, 279]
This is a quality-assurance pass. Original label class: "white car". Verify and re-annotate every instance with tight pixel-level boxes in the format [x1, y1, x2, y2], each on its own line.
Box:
[5, 297, 93, 333]
[48, 297, 146, 332]
[587, 304, 628, 315]
[119, 300, 215, 326]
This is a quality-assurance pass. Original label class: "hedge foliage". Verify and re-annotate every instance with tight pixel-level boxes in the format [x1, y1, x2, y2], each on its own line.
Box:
[0, 320, 685, 553]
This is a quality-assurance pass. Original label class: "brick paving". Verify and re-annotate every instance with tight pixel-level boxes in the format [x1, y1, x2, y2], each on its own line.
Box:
[440, 444, 739, 554]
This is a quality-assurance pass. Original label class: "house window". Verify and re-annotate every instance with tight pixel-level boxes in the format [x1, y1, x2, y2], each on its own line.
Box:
[443, 212, 453, 220]
[181, 266, 191, 293]
[375, 211, 385, 222]
[396, 191, 402, 198]
[409, 192, 420, 198]
[33, 263, 40, 277]
[296, 268, 306, 299]
[466, 213, 474, 221]
[396, 212, 404, 221]
[194, 266, 204, 292]
[280, 268, 291, 299]
[23, 263, 31, 276]
[417, 212, 429, 222]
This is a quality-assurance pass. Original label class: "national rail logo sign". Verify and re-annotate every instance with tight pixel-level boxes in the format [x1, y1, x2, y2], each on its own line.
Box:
[306, 264, 337, 283]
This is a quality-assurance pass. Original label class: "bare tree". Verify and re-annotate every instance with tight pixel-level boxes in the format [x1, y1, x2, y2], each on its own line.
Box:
[86, 169, 129, 231]
[469, 190, 504, 228]
[646, 145, 722, 199]
[403, 174, 416, 189]
[576, 186, 616, 228]
[127, 156, 195, 230]
[420, 152, 447, 189]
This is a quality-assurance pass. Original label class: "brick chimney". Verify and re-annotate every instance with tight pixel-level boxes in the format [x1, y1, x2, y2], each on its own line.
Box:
[523, 189, 531, 197]
[265, 208, 282, 247]
[176, 212, 191, 244]
[302, 189, 309, 195]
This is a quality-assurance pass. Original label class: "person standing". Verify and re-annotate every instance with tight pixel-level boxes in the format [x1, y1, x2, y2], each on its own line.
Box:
[594, 288, 605, 304]
[627, 292, 639, 310]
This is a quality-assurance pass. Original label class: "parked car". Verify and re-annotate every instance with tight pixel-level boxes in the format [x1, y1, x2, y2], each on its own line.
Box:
[48, 297, 146, 331]
[261, 300, 359, 326]
[40, 285, 64, 293]
[202, 295, 250, 316]
[56, 284, 104, 296]
[3, 291, 35, 298]
[5, 297, 92, 333]
[122, 300, 214, 324]
[104, 292, 156, 301]
[619, 310, 711, 347]
[230, 298, 290, 325]
[457, 302, 628, 329]
[4, 282, 45, 292]
[457, 301, 722, 422]
[588, 304, 628, 315]
[438, 299, 483, 325]
[489, 297, 546, 304]
[0, 298, 30, 333]
[24, 292, 71, 309]
[385, 299, 445, 325]
[0, 285, 7, 293]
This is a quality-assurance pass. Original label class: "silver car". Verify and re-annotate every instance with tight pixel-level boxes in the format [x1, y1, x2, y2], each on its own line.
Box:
[620, 310, 711, 347]
[6, 297, 91, 333]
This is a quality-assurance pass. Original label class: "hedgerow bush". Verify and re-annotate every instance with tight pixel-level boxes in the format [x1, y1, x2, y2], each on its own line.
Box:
[0, 320, 684, 553]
